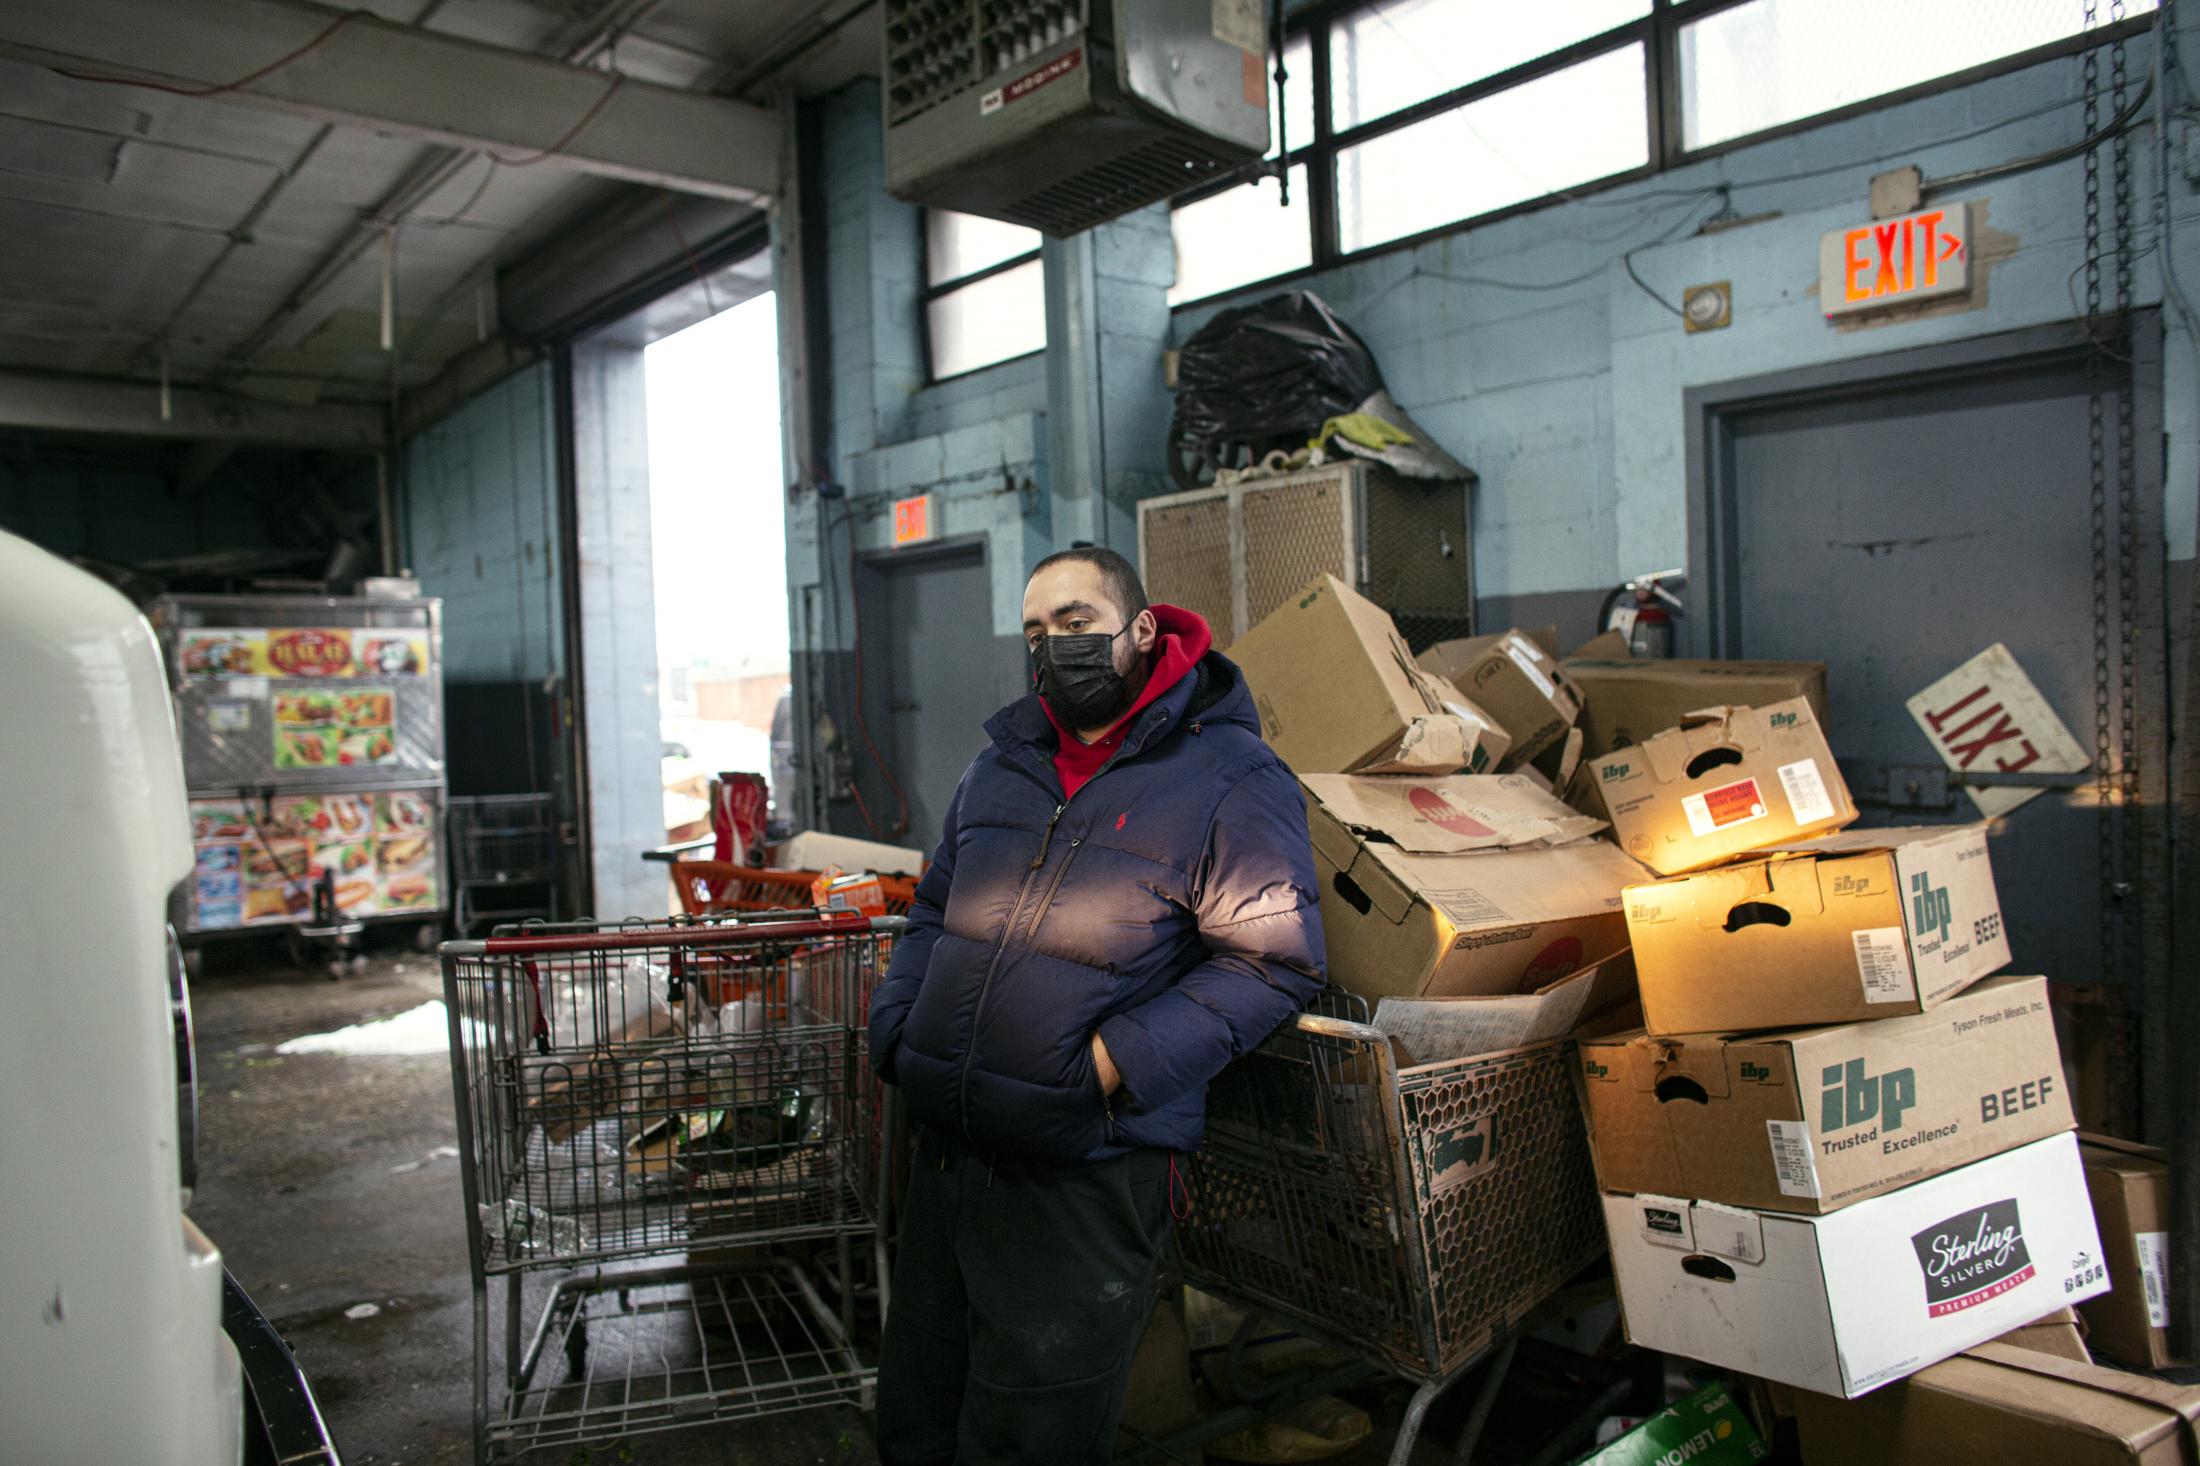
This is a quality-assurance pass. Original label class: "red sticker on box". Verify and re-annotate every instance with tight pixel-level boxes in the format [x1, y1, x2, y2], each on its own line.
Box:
[1681, 777, 1767, 838]
[1408, 785, 1496, 839]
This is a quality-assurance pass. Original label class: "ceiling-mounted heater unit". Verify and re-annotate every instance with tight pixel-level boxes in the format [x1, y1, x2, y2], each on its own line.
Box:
[883, 0, 1272, 237]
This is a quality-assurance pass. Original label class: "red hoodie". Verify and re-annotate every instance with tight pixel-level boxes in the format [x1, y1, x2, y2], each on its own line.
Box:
[1040, 604, 1212, 801]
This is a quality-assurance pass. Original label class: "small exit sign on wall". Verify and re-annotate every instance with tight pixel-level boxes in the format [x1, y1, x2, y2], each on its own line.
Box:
[891, 493, 937, 547]
[1819, 202, 1971, 317]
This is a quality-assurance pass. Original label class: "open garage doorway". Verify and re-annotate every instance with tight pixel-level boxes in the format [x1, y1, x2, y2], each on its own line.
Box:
[647, 296, 790, 877]
[568, 252, 784, 922]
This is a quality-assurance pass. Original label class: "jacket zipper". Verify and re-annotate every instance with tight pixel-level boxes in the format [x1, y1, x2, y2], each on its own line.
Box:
[1023, 836, 1082, 941]
[957, 801, 1063, 1132]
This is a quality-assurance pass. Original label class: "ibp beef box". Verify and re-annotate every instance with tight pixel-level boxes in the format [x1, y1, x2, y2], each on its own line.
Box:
[1590, 699, 1857, 875]
[1604, 1132, 2107, 1399]
[1577, 976, 2071, 1213]
[1229, 574, 1510, 775]
[1625, 823, 2010, 1035]
[1303, 773, 1643, 999]
[1564, 655, 1830, 761]
[1415, 629, 1582, 769]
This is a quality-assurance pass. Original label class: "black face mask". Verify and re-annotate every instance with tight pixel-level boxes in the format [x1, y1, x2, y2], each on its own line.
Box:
[1031, 623, 1136, 729]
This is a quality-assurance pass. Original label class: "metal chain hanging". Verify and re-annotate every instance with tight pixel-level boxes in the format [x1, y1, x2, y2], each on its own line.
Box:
[2083, 0, 2114, 991]
[2082, 1, 2142, 1061]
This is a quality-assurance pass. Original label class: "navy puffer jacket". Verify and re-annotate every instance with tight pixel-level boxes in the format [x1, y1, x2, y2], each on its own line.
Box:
[867, 648, 1325, 1163]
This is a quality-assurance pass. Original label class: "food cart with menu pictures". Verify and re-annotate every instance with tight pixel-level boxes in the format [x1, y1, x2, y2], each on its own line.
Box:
[150, 592, 449, 952]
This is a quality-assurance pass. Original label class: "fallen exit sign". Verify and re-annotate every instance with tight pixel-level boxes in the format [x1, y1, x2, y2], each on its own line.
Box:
[891, 492, 937, 547]
[1905, 642, 2088, 818]
[1820, 202, 1970, 317]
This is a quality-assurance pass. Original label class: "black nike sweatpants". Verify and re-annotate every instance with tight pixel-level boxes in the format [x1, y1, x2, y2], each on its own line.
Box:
[873, 1125, 1173, 1466]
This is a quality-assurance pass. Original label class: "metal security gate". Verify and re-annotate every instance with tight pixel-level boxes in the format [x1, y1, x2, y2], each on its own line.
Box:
[1687, 316, 2169, 1140]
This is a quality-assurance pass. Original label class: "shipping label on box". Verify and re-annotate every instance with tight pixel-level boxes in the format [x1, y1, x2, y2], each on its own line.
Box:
[1306, 777, 1643, 1000]
[2078, 1132, 2186, 1369]
[1625, 822, 2010, 1035]
[1607, 1132, 2108, 1399]
[1416, 629, 1582, 769]
[1591, 700, 1857, 875]
[1230, 574, 1510, 775]
[1578, 975, 2069, 1213]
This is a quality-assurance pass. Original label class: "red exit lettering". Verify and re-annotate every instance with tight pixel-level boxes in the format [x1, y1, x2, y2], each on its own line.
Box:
[1843, 209, 1965, 305]
[1921, 685, 2041, 772]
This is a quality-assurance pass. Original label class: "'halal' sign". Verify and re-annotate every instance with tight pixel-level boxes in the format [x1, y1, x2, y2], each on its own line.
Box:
[1911, 1198, 2034, 1317]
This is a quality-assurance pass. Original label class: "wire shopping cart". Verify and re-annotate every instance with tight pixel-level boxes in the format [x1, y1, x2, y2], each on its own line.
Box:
[442, 911, 898, 1463]
[447, 794, 561, 936]
[1173, 995, 1612, 1466]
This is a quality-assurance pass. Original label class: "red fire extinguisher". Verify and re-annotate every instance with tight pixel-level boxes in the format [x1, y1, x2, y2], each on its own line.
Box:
[1601, 569, 1686, 658]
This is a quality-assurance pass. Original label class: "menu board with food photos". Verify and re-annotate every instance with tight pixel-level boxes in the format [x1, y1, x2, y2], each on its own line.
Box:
[186, 788, 440, 931]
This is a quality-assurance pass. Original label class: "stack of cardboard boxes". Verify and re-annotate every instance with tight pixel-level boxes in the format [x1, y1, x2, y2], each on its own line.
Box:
[1229, 575, 1645, 1044]
[1224, 573, 2181, 1450]
[1571, 691, 2112, 1398]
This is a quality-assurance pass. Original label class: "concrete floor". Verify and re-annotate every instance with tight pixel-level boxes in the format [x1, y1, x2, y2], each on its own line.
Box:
[188, 943, 1519, 1464]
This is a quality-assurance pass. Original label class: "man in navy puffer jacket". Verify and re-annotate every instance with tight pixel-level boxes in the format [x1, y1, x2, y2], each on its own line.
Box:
[868, 547, 1325, 1464]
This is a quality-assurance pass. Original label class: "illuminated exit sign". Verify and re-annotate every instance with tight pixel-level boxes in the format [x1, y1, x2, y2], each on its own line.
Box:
[891, 492, 937, 547]
[1819, 202, 1970, 317]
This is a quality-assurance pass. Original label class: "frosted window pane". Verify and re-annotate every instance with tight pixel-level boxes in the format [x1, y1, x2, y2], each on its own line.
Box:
[1337, 44, 1648, 253]
[926, 258, 1046, 378]
[1682, 0, 2157, 151]
[1169, 166, 1313, 306]
[926, 209, 1041, 286]
[1330, 0, 1650, 131]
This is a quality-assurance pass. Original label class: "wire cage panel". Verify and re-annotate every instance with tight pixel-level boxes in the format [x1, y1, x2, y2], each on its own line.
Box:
[446, 918, 892, 1274]
[449, 794, 559, 883]
[1177, 1018, 1601, 1380]
[1137, 490, 1238, 641]
[1240, 473, 1355, 636]
[1137, 461, 1474, 652]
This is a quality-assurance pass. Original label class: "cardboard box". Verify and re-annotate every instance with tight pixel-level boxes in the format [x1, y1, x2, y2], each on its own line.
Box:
[1792, 1340, 2200, 1465]
[2079, 1133, 2185, 1369]
[773, 830, 924, 877]
[1624, 822, 2010, 1035]
[1565, 654, 1830, 761]
[1230, 575, 1511, 775]
[1590, 700, 1857, 875]
[1304, 774, 1640, 999]
[1574, 1381, 1769, 1466]
[1604, 1132, 2108, 1398]
[1578, 975, 2071, 1213]
[1997, 1304, 2093, 1364]
[1371, 948, 1636, 1065]
[1415, 629, 1582, 768]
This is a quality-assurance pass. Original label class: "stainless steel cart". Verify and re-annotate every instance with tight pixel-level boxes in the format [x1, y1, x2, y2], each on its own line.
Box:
[442, 912, 895, 1463]
[1174, 998, 1610, 1466]
[150, 592, 448, 964]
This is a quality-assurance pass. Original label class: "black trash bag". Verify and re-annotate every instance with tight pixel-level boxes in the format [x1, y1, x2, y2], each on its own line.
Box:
[1173, 290, 1383, 446]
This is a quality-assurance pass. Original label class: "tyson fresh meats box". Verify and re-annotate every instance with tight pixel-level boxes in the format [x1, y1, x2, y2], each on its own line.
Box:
[1603, 1132, 2106, 1398]
[1577, 976, 2070, 1213]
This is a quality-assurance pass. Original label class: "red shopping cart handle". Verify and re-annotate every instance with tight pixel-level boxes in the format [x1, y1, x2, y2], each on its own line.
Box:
[481, 909, 879, 956]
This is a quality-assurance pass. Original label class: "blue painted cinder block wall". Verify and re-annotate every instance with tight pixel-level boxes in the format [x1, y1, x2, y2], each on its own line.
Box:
[784, 21, 2200, 832]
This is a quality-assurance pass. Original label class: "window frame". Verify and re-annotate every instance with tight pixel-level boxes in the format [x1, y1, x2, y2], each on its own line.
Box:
[919, 210, 1046, 384]
[1168, 0, 2156, 310]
